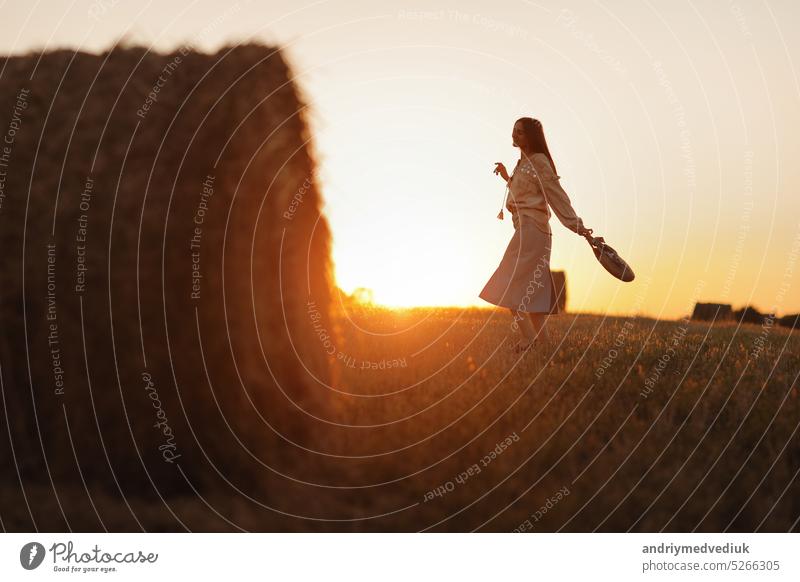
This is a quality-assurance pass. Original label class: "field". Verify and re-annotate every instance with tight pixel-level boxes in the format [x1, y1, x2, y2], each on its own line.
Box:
[3, 305, 798, 532]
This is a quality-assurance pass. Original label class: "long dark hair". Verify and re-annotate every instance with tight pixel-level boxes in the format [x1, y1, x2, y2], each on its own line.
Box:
[516, 117, 557, 175]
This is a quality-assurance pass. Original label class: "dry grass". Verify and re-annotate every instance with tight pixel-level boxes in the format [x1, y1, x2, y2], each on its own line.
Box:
[3, 305, 797, 531]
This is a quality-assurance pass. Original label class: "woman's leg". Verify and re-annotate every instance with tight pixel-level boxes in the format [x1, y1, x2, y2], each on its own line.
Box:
[528, 311, 550, 341]
[510, 309, 537, 345]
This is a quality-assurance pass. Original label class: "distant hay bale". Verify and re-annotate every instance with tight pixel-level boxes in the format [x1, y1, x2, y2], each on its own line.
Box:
[691, 302, 732, 322]
[733, 305, 769, 325]
[551, 270, 567, 313]
[0, 43, 336, 507]
[779, 313, 800, 330]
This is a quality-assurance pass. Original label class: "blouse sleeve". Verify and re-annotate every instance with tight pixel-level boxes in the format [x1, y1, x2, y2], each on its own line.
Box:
[533, 155, 585, 234]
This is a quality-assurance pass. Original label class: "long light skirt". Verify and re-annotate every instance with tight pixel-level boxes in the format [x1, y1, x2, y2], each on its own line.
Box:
[479, 223, 560, 314]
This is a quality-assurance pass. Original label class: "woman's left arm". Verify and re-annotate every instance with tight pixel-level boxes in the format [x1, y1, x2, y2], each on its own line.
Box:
[534, 156, 588, 235]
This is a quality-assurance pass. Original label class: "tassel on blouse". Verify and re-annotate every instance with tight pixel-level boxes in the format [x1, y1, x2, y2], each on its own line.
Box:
[497, 180, 511, 220]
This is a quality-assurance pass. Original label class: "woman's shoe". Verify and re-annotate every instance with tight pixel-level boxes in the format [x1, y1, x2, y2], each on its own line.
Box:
[512, 340, 536, 354]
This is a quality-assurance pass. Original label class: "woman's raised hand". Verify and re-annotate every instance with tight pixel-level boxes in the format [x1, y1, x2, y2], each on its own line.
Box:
[493, 162, 509, 182]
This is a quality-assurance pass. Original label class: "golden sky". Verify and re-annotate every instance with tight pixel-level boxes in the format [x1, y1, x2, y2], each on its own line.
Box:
[4, 0, 799, 319]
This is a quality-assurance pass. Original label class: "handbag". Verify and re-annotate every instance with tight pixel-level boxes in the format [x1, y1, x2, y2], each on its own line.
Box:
[583, 231, 635, 282]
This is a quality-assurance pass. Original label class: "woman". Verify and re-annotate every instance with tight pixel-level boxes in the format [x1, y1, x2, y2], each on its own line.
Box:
[479, 117, 592, 353]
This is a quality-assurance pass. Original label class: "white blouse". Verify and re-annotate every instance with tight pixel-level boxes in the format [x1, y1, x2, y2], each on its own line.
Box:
[505, 153, 585, 235]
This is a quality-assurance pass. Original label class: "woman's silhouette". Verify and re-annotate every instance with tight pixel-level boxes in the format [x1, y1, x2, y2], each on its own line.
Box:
[479, 117, 592, 353]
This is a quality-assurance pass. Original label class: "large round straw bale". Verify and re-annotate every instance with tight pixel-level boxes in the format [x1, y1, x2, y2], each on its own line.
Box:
[0, 43, 336, 520]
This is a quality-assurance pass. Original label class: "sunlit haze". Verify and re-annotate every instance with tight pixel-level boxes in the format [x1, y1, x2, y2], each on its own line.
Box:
[5, 0, 798, 318]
